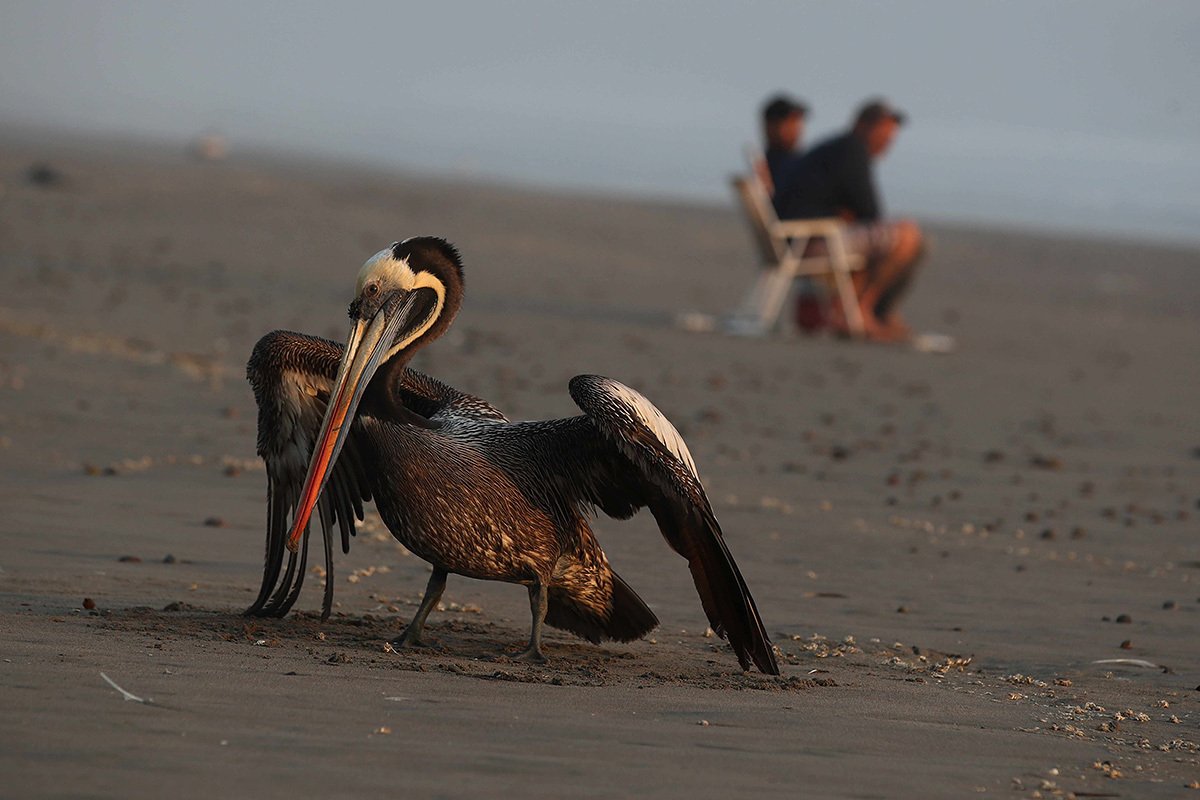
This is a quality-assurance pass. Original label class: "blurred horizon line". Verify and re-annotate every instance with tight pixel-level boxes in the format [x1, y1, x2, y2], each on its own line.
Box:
[3, 115, 1199, 253]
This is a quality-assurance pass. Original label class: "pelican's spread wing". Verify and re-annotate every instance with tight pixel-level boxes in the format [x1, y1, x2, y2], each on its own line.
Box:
[245, 331, 373, 620]
[567, 375, 779, 675]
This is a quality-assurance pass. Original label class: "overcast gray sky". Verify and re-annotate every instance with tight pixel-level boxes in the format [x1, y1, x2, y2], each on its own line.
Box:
[2, 1, 1197, 242]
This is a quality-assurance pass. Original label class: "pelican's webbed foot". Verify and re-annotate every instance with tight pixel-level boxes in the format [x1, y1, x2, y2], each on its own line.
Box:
[514, 644, 547, 663]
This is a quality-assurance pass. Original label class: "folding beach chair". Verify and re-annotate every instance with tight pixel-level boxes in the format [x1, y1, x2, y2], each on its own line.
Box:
[726, 148, 866, 337]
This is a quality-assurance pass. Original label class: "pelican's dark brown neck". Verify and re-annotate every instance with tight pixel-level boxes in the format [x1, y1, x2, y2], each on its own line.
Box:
[361, 350, 439, 429]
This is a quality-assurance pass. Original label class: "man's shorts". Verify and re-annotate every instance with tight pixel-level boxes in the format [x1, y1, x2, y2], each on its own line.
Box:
[802, 221, 898, 263]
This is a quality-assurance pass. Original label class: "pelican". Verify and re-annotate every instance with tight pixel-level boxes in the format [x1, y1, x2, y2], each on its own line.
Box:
[244, 238, 778, 674]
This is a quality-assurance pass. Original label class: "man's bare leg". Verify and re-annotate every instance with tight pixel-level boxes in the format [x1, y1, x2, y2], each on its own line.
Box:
[857, 220, 923, 341]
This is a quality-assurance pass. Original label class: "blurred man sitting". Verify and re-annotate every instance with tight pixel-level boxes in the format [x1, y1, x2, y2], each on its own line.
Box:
[759, 93, 808, 199]
[774, 98, 924, 342]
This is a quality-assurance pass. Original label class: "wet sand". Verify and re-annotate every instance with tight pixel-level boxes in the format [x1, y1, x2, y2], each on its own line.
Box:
[1, 131, 1198, 798]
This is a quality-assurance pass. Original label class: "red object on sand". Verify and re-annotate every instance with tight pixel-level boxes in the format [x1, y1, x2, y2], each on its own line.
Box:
[795, 290, 827, 334]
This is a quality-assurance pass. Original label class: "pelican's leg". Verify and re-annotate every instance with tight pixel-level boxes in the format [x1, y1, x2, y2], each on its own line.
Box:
[392, 568, 447, 648]
[515, 581, 548, 663]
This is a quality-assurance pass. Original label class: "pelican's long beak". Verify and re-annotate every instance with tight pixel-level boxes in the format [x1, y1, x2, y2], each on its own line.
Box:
[285, 293, 419, 552]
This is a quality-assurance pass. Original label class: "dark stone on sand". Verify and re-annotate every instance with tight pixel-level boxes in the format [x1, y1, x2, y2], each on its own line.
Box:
[983, 450, 1005, 463]
[1115, 614, 1131, 624]
[26, 162, 64, 187]
[896, 605, 908, 613]
[1162, 600, 1177, 610]
[829, 445, 849, 461]
[117, 555, 141, 563]
[1040, 528, 1055, 540]
[1025, 511, 1039, 522]
[82, 598, 95, 610]
[162, 554, 176, 564]
[1119, 640, 1132, 650]
[1030, 455, 1063, 470]
[203, 516, 226, 527]
[1070, 527, 1086, 539]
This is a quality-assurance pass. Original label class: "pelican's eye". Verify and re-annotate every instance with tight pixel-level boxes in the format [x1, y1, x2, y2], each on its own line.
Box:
[364, 283, 380, 298]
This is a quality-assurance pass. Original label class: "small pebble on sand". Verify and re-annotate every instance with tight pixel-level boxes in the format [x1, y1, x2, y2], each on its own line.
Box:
[1119, 640, 1132, 650]
[82, 598, 95, 610]
[203, 517, 226, 528]
[117, 555, 141, 563]
[1115, 614, 1131, 624]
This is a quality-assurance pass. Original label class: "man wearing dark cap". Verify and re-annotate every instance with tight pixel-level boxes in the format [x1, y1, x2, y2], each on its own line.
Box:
[760, 93, 808, 196]
[774, 98, 924, 341]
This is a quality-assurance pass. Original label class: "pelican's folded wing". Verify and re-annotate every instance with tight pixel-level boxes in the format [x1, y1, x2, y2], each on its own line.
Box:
[244, 330, 373, 620]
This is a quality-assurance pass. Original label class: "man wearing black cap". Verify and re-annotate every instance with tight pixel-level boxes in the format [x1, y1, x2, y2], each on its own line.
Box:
[775, 98, 924, 341]
[760, 93, 808, 197]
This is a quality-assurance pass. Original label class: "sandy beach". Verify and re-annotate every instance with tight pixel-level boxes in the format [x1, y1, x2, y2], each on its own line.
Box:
[1, 131, 1198, 798]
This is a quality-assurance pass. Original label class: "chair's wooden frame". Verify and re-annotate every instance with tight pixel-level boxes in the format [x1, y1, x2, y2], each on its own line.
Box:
[727, 160, 866, 337]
